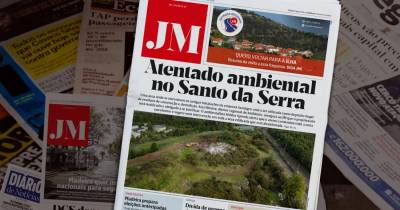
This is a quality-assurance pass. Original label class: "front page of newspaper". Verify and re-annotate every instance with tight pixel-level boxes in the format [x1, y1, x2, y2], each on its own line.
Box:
[116, 0, 341, 210]
[73, 0, 138, 96]
[0, 0, 84, 141]
[41, 94, 125, 210]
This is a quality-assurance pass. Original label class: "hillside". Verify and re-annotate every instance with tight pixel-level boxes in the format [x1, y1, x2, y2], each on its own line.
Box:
[211, 9, 329, 60]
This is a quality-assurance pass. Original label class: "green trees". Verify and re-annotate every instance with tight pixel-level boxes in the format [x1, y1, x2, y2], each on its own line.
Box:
[186, 177, 244, 202]
[132, 111, 234, 132]
[128, 142, 159, 159]
[282, 172, 306, 209]
[150, 142, 159, 152]
[182, 150, 199, 166]
[269, 129, 315, 170]
[211, 9, 328, 60]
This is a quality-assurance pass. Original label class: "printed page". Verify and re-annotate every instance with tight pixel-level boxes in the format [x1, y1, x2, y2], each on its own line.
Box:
[41, 93, 125, 210]
[323, 1, 400, 209]
[330, 1, 400, 94]
[116, 0, 341, 210]
[0, 104, 42, 190]
[345, 0, 400, 41]
[115, 71, 130, 96]
[0, 0, 84, 141]
[0, 165, 43, 210]
[325, 76, 400, 210]
[73, 0, 138, 95]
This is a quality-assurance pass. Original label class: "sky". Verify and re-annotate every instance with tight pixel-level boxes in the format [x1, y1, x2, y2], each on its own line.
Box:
[255, 12, 330, 36]
[215, 6, 331, 36]
[253, 11, 331, 36]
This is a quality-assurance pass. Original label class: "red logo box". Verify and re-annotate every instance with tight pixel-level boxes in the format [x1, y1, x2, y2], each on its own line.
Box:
[47, 104, 90, 147]
[141, 0, 208, 64]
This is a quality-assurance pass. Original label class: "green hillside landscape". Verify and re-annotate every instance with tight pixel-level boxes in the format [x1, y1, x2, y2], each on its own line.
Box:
[211, 8, 329, 60]
[125, 112, 315, 209]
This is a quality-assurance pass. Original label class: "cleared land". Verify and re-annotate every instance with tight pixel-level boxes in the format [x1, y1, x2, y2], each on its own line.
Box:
[125, 112, 314, 209]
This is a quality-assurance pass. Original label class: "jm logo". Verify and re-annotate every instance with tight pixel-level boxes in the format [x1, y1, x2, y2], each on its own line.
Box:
[49, 120, 87, 141]
[145, 22, 201, 54]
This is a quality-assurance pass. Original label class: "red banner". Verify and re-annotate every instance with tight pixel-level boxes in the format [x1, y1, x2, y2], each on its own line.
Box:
[47, 104, 90, 147]
[207, 47, 325, 77]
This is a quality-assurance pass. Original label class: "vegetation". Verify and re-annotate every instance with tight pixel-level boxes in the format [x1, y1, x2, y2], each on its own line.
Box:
[133, 112, 235, 132]
[283, 172, 306, 209]
[126, 112, 311, 209]
[211, 8, 328, 60]
[269, 129, 315, 170]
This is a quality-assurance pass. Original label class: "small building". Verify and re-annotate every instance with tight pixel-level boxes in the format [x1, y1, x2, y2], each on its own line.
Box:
[185, 142, 199, 147]
[234, 42, 242, 50]
[241, 40, 253, 50]
[153, 125, 167, 132]
[255, 43, 265, 51]
[131, 125, 147, 138]
[227, 37, 237, 44]
[236, 125, 255, 131]
[132, 131, 141, 138]
[280, 49, 290, 56]
[211, 37, 223, 46]
[265, 45, 280, 54]
[302, 50, 313, 58]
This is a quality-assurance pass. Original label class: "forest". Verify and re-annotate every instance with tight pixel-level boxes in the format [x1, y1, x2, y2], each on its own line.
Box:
[211, 8, 329, 60]
[268, 129, 315, 170]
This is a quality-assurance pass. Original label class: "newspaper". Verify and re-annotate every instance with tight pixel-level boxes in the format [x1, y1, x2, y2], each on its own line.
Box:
[344, 0, 400, 41]
[41, 93, 125, 210]
[330, 1, 400, 94]
[0, 0, 83, 93]
[73, 0, 138, 96]
[0, 0, 84, 141]
[115, 71, 130, 96]
[0, 165, 42, 210]
[325, 76, 400, 210]
[115, 0, 341, 210]
[0, 103, 42, 191]
[322, 1, 400, 209]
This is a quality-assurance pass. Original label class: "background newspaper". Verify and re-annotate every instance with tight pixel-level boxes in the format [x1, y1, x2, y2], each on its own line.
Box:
[0, 165, 42, 210]
[41, 93, 125, 210]
[73, 0, 138, 96]
[324, 0, 400, 209]
[0, 104, 42, 191]
[0, 0, 84, 142]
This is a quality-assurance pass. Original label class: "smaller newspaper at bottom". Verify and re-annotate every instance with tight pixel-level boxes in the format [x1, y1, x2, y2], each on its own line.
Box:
[0, 165, 41, 210]
[123, 189, 281, 210]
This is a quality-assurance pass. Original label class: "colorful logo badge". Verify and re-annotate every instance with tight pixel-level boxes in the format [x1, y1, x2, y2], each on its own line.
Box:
[217, 10, 243, 36]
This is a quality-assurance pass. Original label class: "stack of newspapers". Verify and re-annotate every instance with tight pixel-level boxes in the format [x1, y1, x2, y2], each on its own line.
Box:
[0, 0, 397, 210]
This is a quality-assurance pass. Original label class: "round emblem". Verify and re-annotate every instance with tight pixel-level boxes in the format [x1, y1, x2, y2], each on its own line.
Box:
[217, 10, 243, 36]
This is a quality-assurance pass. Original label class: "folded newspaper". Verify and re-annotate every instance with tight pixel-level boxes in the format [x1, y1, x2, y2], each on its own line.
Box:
[0, 165, 42, 210]
[41, 93, 125, 210]
[73, 0, 139, 96]
[0, 104, 42, 191]
[116, 0, 341, 210]
[324, 1, 400, 210]
[0, 0, 84, 142]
